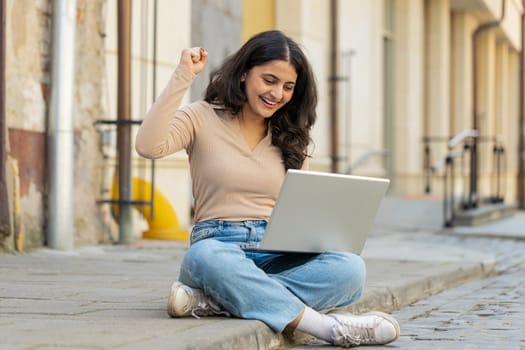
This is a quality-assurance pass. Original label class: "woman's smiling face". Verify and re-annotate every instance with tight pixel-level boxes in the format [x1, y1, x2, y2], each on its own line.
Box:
[242, 59, 297, 120]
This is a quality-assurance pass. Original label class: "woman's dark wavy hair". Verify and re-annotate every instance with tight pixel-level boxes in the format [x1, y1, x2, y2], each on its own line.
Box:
[204, 30, 318, 170]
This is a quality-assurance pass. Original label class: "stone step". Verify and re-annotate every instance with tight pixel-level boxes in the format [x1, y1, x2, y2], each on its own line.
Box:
[453, 202, 517, 226]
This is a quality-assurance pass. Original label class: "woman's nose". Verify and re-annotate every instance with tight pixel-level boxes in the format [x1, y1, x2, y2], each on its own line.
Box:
[270, 85, 283, 100]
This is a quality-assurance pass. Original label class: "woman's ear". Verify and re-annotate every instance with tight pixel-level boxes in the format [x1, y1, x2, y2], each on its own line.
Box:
[240, 73, 246, 82]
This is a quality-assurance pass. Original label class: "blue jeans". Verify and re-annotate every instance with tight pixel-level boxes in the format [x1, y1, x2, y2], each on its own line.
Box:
[178, 220, 366, 332]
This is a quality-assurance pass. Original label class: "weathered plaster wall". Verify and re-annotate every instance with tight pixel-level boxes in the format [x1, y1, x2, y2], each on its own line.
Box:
[73, 0, 114, 245]
[5, 0, 50, 248]
[4, 0, 113, 250]
[190, 0, 242, 101]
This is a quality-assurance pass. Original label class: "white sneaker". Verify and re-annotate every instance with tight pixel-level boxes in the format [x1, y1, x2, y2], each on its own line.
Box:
[167, 281, 230, 319]
[329, 311, 400, 347]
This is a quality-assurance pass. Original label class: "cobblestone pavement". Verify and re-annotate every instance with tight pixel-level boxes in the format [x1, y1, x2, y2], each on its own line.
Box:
[294, 233, 525, 350]
[380, 233, 525, 350]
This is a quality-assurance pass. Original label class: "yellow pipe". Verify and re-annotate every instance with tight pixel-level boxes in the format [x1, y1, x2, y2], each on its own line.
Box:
[111, 176, 189, 241]
[12, 159, 23, 251]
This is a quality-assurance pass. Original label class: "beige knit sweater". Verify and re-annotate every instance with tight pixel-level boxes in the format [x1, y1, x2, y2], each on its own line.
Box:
[136, 65, 306, 223]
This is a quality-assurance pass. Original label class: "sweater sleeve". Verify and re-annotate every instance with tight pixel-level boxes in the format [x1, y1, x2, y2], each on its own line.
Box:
[135, 65, 197, 159]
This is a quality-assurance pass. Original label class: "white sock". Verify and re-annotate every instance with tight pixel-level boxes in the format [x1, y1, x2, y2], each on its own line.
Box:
[296, 306, 339, 343]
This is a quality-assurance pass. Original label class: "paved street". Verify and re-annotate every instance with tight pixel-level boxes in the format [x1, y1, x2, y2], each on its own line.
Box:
[385, 269, 525, 349]
[367, 234, 525, 350]
[295, 231, 525, 350]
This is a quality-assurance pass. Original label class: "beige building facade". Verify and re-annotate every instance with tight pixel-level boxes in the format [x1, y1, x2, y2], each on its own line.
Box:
[121, 0, 524, 237]
[1, 0, 524, 250]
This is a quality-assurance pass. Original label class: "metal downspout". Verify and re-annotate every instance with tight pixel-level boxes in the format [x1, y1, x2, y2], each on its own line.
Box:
[469, 0, 506, 209]
[329, 0, 339, 173]
[0, 0, 10, 237]
[518, 0, 525, 209]
[117, 0, 133, 243]
[47, 0, 77, 250]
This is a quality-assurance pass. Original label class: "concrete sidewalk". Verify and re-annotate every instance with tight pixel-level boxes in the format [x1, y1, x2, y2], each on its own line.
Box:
[0, 229, 496, 350]
[375, 195, 525, 240]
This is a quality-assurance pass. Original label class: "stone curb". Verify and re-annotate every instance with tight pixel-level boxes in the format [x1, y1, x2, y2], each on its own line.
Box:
[171, 258, 496, 350]
[346, 259, 496, 315]
[445, 230, 525, 241]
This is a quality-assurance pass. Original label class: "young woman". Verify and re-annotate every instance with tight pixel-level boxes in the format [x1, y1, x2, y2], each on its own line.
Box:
[135, 30, 399, 347]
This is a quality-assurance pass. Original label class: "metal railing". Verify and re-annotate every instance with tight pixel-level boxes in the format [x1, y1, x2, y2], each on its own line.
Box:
[95, 119, 156, 221]
[345, 149, 389, 175]
[490, 136, 506, 204]
[424, 130, 506, 227]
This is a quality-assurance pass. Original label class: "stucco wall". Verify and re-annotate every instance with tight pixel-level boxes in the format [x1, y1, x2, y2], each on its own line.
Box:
[6, 0, 51, 248]
[72, 0, 114, 245]
[4, 0, 113, 249]
[190, 0, 242, 101]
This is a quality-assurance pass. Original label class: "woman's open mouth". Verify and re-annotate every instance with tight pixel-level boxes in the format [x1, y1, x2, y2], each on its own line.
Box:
[260, 96, 278, 108]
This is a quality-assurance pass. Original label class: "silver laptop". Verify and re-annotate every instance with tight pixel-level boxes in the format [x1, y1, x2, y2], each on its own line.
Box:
[252, 169, 390, 254]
